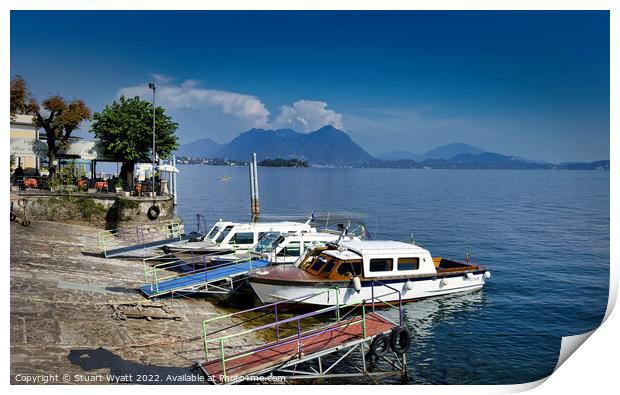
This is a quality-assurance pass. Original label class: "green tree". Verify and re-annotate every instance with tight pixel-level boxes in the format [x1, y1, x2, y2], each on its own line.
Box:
[90, 95, 178, 189]
[11, 75, 91, 177]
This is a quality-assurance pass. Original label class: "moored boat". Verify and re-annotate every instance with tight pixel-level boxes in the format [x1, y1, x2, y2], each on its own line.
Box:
[248, 240, 490, 306]
[161, 220, 313, 255]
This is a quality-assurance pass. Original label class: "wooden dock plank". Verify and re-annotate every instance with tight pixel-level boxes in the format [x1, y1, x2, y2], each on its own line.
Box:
[201, 312, 394, 383]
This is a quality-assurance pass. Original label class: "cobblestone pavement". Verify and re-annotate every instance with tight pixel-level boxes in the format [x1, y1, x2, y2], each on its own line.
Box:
[10, 220, 259, 384]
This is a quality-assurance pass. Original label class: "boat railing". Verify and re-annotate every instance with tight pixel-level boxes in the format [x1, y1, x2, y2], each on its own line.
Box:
[142, 250, 253, 294]
[201, 283, 403, 376]
[98, 219, 184, 254]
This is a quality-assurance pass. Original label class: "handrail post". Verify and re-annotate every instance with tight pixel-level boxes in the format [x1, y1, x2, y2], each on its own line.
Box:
[219, 338, 226, 378]
[203, 321, 210, 361]
[143, 260, 149, 285]
[335, 288, 340, 322]
[362, 303, 367, 338]
[371, 281, 375, 312]
[274, 304, 280, 339]
[154, 268, 159, 293]
[297, 318, 302, 356]
[399, 291, 403, 326]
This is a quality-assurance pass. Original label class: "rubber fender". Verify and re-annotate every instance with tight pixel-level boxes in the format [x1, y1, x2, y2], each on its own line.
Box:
[370, 333, 390, 358]
[389, 327, 411, 354]
[147, 205, 160, 220]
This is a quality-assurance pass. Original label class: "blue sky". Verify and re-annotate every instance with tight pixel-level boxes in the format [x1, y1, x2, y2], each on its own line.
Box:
[10, 11, 609, 162]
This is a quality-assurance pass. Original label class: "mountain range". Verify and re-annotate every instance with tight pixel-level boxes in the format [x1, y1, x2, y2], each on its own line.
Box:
[177, 126, 374, 166]
[176, 127, 609, 170]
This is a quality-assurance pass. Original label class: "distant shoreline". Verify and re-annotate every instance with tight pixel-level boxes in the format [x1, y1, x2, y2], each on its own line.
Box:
[175, 162, 610, 171]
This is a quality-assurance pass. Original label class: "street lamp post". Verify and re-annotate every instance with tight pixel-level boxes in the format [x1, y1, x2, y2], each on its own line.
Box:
[148, 82, 156, 195]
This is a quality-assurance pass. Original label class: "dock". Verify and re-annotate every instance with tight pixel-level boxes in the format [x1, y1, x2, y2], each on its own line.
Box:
[98, 219, 186, 258]
[140, 252, 269, 298]
[200, 285, 409, 384]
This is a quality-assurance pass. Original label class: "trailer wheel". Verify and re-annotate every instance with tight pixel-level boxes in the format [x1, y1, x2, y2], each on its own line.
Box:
[389, 327, 411, 354]
[147, 205, 160, 220]
[370, 333, 390, 358]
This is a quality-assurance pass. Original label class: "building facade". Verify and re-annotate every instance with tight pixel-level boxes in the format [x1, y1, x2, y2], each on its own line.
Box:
[10, 113, 39, 171]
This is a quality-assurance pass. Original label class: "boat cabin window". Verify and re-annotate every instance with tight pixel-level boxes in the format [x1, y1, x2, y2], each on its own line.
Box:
[253, 233, 283, 253]
[309, 255, 329, 272]
[398, 257, 420, 271]
[277, 242, 301, 257]
[299, 247, 328, 269]
[206, 226, 221, 240]
[215, 226, 233, 243]
[320, 260, 337, 274]
[369, 258, 393, 272]
[230, 232, 254, 245]
[336, 260, 362, 277]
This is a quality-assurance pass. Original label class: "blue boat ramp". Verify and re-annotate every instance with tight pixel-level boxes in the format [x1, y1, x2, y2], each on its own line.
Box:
[140, 255, 269, 298]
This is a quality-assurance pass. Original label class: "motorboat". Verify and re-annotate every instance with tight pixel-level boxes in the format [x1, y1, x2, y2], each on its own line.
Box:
[161, 220, 313, 255]
[248, 240, 491, 306]
[209, 230, 361, 266]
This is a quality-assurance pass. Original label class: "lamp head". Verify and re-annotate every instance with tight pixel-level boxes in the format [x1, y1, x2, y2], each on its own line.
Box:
[148, 83, 156, 90]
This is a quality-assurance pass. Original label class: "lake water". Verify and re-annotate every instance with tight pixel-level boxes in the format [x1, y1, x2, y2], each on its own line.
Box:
[174, 166, 609, 384]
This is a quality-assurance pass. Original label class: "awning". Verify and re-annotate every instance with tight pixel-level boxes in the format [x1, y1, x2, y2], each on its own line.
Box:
[10, 138, 118, 161]
[10, 138, 48, 157]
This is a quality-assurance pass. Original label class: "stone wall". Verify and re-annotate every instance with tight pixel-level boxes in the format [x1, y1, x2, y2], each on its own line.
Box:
[11, 191, 176, 229]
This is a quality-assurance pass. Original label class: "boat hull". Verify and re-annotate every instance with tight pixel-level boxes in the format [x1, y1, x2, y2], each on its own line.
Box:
[249, 272, 487, 306]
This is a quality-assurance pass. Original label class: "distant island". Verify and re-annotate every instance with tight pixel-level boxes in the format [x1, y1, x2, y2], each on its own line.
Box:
[175, 127, 609, 170]
[176, 157, 247, 166]
[258, 158, 309, 168]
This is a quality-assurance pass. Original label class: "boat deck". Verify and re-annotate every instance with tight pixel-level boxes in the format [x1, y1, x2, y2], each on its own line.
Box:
[139, 258, 270, 298]
[200, 312, 395, 383]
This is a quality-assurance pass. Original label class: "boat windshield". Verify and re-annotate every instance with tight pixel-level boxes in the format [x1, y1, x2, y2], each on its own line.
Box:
[206, 226, 221, 241]
[215, 225, 233, 243]
[252, 232, 285, 254]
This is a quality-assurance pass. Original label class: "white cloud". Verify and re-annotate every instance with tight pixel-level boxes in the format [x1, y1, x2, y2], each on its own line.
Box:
[118, 79, 270, 128]
[117, 77, 346, 144]
[273, 100, 344, 132]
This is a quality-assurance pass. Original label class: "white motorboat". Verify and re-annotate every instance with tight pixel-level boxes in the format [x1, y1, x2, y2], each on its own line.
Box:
[249, 240, 491, 306]
[162, 220, 313, 255]
[210, 230, 360, 265]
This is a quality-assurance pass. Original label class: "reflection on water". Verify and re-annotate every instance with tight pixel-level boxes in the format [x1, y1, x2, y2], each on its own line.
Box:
[175, 166, 608, 384]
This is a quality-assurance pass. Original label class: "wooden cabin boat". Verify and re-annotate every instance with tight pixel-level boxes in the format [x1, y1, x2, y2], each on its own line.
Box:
[161, 220, 313, 255]
[248, 240, 490, 306]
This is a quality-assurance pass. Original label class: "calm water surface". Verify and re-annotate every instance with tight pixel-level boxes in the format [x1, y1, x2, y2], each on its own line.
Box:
[175, 166, 609, 384]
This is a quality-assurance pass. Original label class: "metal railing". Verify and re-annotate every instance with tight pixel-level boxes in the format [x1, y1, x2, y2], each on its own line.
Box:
[201, 283, 402, 377]
[98, 219, 184, 256]
[142, 250, 253, 296]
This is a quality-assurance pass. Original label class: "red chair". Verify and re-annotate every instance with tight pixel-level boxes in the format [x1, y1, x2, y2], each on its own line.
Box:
[95, 181, 108, 192]
[24, 178, 38, 189]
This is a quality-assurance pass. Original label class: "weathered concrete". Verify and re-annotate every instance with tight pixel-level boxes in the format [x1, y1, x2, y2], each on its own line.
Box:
[12, 191, 175, 228]
[10, 220, 259, 385]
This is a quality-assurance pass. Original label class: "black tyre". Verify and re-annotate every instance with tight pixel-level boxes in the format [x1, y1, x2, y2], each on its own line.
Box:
[389, 327, 411, 354]
[147, 205, 160, 220]
[370, 333, 390, 358]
